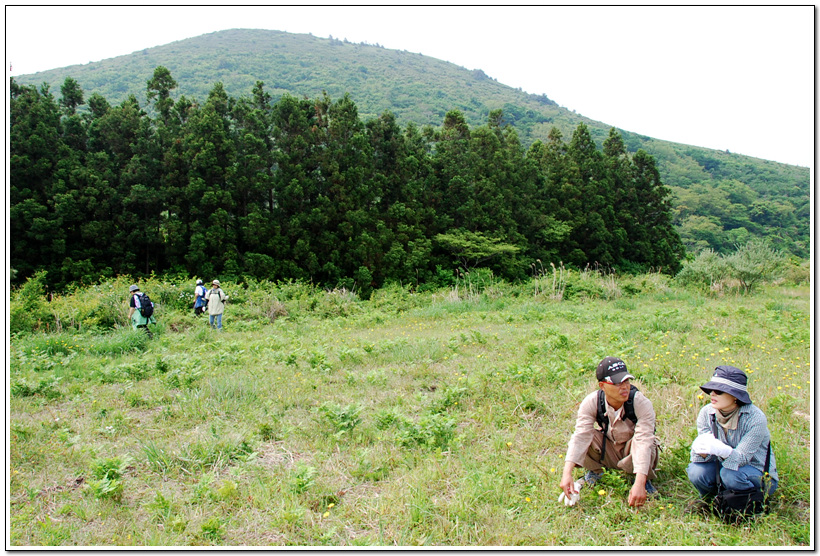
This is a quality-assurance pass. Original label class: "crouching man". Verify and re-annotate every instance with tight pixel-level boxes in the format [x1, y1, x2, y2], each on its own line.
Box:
[559, 356, 660, 507]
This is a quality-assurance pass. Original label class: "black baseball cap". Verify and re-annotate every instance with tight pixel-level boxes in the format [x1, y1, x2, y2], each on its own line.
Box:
[596, 356, 635, 384]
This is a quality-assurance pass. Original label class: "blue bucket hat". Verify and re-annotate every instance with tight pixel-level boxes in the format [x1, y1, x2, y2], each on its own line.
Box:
[700, 365, 752, 405]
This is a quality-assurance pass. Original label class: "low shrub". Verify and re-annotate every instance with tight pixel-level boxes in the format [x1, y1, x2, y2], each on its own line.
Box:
[779, 259, 810, 286]
[676, 242, 788, 294]
[317, 402, 363, 438]
[563, 266, 621, 300]
[10, 376, 62, 399]
[397, 413, 457, 449]
[10, 271, 54, 335]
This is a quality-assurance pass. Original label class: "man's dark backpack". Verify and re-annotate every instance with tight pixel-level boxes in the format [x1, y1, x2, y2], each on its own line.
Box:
[137, 292, 154, 318]
[595, 386, 639, 463]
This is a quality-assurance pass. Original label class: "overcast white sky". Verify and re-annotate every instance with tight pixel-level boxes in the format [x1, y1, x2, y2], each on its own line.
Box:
[5, 4, 815, 167]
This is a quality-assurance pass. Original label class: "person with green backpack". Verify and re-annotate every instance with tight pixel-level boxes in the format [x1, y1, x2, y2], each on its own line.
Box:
[128, 284, 156, 338]
[558, 356, 660, 508]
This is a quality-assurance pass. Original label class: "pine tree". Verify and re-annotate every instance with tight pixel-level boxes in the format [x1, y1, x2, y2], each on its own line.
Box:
[230, 81, 280, 279]
[9, 80, 65, 282]
[182, 83, 237, 277]
[366, 112, 434, 285]
[627, 149, 685, 272]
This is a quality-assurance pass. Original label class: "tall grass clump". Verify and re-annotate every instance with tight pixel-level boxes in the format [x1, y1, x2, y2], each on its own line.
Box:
[531, 261, 567, 300]
[562, 264, 621, 300]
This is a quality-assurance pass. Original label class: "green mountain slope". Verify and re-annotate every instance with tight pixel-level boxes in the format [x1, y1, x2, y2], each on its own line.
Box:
[14, 28, 810, 257]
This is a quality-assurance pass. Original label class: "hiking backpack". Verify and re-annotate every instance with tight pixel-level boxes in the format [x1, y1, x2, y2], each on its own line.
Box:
[136, 292, 154, 318]
[595, 385, 639, 463]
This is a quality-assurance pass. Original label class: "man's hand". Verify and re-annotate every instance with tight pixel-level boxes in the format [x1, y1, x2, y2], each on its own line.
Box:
[558, 482, 582, 506]
[558, 460, 584, 506]
[628, 483, 648, 507]
[628, 473, 648, 507]
[559, 460, 579, 499]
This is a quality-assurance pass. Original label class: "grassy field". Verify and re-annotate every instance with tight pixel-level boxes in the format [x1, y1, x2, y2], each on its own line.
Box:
[7, 272, 812, 547]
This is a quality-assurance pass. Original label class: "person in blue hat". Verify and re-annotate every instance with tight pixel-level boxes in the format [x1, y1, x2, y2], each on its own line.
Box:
[687, 365, 778, 508]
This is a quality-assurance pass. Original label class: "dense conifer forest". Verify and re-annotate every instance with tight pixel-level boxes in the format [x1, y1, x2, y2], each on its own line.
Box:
[11, 69, 684, 292]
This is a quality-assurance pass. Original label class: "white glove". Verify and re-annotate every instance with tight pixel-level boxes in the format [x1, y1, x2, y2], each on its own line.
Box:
[691, 432, 715, 455]
[705, 436, 733, 458]
[557, 480, 584, 506]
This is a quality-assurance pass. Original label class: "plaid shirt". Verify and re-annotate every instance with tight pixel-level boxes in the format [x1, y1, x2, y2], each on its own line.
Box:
[691, 403, 778, 482]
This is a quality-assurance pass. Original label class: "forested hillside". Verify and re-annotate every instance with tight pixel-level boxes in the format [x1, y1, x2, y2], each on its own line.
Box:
[11, 28, 810, 289]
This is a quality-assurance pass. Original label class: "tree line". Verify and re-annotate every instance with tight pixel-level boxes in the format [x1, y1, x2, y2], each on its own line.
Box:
[10, 66, 685, 293]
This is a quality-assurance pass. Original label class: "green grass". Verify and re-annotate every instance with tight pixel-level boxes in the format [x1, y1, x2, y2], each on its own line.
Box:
[8, 277, 811, 547]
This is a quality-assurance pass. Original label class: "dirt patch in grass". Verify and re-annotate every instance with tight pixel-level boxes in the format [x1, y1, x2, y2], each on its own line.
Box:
[256, 441, 312, 470]
[39, 475, 85, 496]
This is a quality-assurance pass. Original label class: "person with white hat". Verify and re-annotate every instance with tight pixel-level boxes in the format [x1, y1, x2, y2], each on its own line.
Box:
[559, 356, 660, 508]
[127, 284, 155, 338]
[687, 365, 778, 511]
[193, 279, 208, 316]
[206, 279, 228, 330]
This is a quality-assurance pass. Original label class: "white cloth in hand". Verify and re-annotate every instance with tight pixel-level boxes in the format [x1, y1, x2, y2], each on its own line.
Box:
[691, 432, 715, 455]
[557, 480, 584, 506]
[705, 436, 733, 458]
[693, 432, 733, 458]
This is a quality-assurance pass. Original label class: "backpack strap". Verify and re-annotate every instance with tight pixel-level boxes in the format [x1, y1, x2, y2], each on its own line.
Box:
[623, 385, 639, 424]
[710, 413, 724, 490]
[596, 390, 609, 464]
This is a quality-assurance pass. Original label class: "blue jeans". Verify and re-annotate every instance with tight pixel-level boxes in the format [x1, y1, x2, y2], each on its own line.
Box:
[687, 461, 777, 498]
[209, 313, 223, 330]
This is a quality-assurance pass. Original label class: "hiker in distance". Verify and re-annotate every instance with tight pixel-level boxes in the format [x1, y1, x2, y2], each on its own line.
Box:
[686, 365, 778, 514]
[128, 284, 156, 338]
[193, 279, 208, 316]
[559, 356, 660, 508]
[206, 279, 228, 330]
